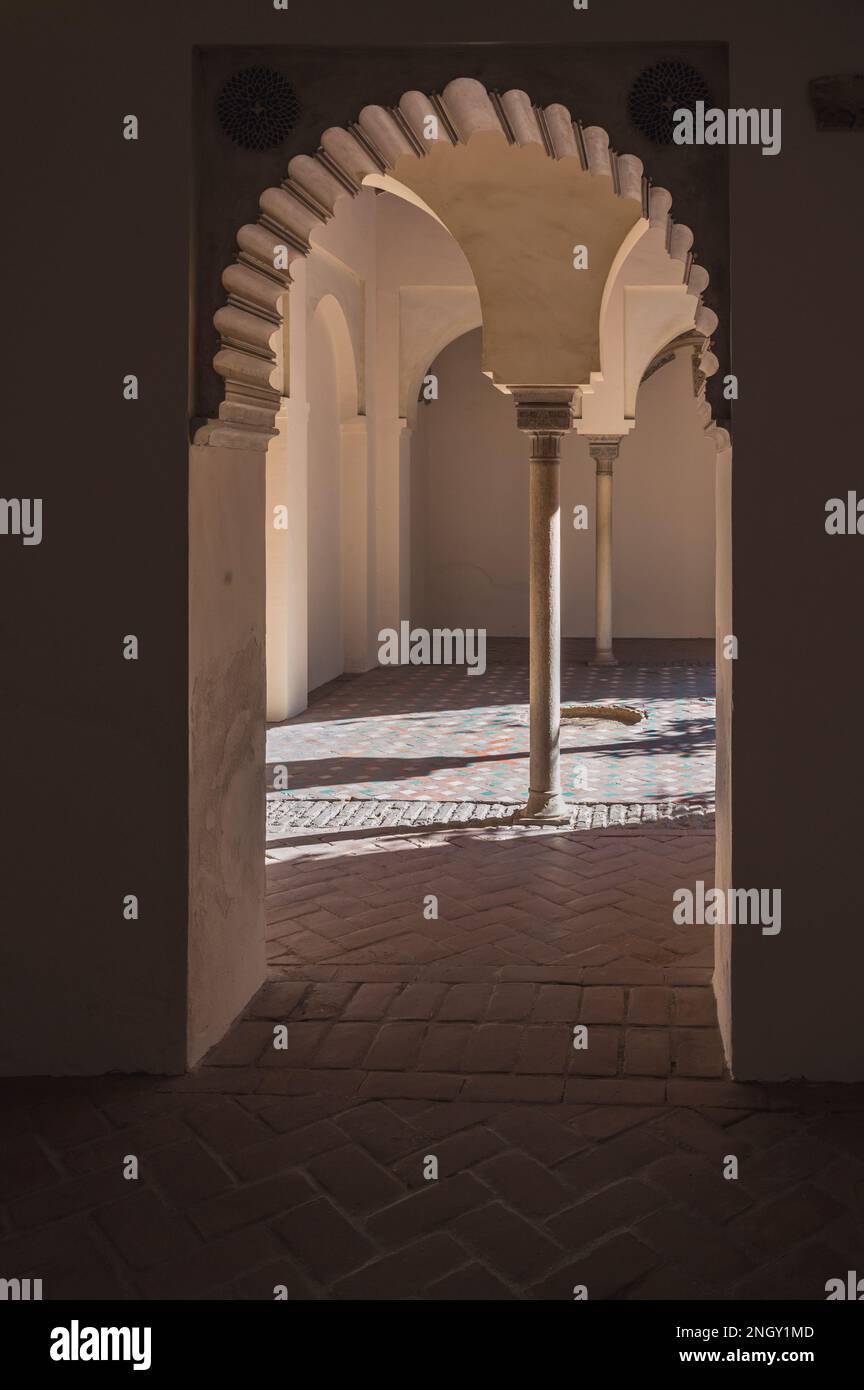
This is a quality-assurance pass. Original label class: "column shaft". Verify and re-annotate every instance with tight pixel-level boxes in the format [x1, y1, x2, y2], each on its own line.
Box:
[589, 438, 621, 667]
[514, 392, 575, 825]
[526, 434, 566, 819]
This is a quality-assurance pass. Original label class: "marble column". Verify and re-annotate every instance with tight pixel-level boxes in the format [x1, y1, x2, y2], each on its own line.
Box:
[514, 392, 575, 824]
[588, 436, 622, 667]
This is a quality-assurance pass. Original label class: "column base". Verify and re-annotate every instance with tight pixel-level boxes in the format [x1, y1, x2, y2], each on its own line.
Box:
[519, 790, 571, 825]
[589, 650, 618, 667]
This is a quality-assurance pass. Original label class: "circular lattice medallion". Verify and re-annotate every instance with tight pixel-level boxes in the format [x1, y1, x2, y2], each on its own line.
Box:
[628, 61, 713, 144]
[217, 67, 300, 151]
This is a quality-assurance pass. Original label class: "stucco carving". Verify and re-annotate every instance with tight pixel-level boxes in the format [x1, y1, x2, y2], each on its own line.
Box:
[588, 437, 622, 473]
[514, 406, 575, 436]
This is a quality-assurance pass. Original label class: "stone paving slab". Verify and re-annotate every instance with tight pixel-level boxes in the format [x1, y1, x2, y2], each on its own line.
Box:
[266, 797, 715, 841]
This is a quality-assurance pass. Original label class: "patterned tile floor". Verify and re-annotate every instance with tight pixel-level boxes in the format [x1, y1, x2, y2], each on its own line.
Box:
[267, 640, 715, 805]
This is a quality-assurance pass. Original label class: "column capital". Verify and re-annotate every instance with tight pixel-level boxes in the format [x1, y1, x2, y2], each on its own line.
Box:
[512, 389, 576, 437]
[588, 435, 622, 473]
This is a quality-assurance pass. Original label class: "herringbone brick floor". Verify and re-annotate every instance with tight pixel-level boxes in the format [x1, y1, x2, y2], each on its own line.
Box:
[259, 826, 721, 1096]
[265, 824, 716, 975]
[3, 823, 864, 1300]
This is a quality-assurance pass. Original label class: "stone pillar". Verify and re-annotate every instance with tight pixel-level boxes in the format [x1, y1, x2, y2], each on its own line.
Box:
[266, 399, 310, 721]
[514, 392, 575, 824]
[340, 415, 373, 673]
[588, 436, 622, 667]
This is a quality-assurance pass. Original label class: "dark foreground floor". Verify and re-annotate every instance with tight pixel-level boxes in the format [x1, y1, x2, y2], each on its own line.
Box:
[2, 825, 863, 1301]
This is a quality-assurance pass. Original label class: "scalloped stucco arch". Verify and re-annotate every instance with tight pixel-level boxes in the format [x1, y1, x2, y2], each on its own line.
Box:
[206, 76, 728, 456]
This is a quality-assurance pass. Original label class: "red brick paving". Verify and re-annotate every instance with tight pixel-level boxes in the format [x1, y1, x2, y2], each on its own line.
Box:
[2, 824, 863, 1300]
[256, 825, 717, 1106]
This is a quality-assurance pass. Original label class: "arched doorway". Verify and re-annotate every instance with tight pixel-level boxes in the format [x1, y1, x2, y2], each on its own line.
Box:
[190, 76, 733, 1073]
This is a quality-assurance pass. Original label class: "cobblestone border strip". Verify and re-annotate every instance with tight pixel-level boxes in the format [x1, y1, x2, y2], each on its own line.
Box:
[266, 796, 715, 843]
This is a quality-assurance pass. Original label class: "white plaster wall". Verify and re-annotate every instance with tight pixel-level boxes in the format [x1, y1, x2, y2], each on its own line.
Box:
[374, 194, 476, 636]
[306, 310, 343, 691]
[268, 188, 480, 706]
[266, 404, 308, 722]
[189, 442, 266, 1070]
[267, 262, 309, 723]
[412, 330, 715, 636]
[713, 442, 734, 1068]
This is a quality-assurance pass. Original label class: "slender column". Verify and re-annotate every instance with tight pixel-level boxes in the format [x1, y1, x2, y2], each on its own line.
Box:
[588, 436, 622, 667]
[514, 393, 574, 824]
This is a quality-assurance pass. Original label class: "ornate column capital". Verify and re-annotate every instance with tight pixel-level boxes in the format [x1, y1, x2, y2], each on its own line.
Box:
[512, 389, 576, 439]
[588, 435, 622, 475]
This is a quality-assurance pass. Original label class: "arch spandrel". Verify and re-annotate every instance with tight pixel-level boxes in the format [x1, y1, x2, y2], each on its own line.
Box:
[388, 132, 642, 389]
[399, 285, 482, 425]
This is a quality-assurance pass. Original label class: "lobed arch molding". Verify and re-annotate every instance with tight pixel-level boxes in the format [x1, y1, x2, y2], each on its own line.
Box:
[204, 76, 728, 453]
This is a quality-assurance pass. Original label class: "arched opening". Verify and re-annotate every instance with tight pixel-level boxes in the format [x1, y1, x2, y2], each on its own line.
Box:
[191, 77, 735, 1092]
[412, 327, 716, 649]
